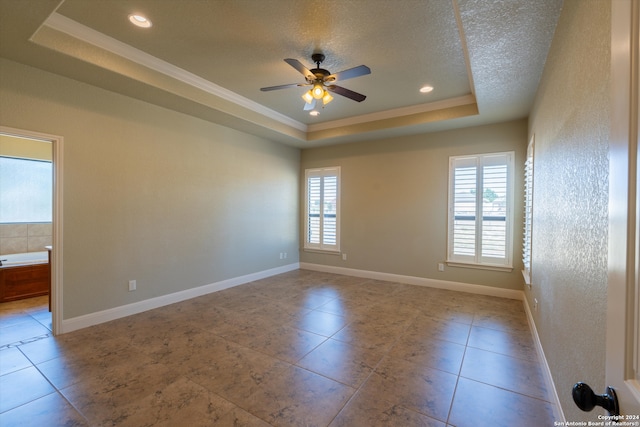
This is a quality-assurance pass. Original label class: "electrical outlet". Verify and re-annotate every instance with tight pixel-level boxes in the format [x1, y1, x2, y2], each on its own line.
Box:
[128, 280, 136, 291]
[438, 263, 445, 272]
[534, 298, 538, 312]
[342, 253, 347, 261]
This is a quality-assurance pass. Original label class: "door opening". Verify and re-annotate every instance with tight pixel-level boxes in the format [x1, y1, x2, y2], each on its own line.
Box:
[0, 126, 63, 336]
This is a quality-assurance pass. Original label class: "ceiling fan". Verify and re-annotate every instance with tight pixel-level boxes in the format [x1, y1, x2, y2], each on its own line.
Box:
[260, 53, 371, 111]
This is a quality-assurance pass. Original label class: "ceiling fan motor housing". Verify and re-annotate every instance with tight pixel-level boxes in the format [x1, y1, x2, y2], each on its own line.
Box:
[309, 54, 331, 83]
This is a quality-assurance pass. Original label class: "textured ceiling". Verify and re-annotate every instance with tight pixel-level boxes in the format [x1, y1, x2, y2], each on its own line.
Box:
[0, 0, 563, 147]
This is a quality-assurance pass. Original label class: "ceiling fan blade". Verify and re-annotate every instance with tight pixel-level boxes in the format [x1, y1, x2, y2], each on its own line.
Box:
[303, 98, 317, 111]
[284, 58, 315, 81]
[260, 83, 309, 91]
[326, 85, 367, 102]
[326, 65, 371, 82]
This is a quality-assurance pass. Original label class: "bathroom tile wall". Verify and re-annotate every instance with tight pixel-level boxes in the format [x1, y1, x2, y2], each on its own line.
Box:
[0, 223, 52, 255]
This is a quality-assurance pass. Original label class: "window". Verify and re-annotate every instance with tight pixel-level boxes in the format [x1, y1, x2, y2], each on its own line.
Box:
[305, 167, 340, 252]
[522, 137, 534, 284]
[447, 152, 514, 269]
[0, 156, 52, 223]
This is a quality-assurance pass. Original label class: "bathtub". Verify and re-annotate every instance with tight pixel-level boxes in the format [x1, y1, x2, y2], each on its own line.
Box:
[0, 251, 50, 304]
[0, 251, 48, 267]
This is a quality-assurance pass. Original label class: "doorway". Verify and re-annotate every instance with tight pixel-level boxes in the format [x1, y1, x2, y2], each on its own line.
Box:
[0, 126, 63, 337]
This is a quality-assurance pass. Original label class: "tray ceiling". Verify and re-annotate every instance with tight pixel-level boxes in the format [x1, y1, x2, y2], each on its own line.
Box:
[0, 0, 563, 147]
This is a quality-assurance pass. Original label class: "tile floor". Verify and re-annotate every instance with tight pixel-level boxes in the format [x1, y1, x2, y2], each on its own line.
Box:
[0, 270, 558, 426]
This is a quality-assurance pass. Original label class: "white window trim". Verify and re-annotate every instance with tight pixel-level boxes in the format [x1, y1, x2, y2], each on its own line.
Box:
[447, 151, 515, 270]
[304, 166, 340, 253]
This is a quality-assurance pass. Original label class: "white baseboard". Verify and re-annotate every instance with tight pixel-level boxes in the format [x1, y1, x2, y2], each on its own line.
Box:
[300, 262, 524, 300]
[522, 296, 565, 423]
[61, 263, 300, 334]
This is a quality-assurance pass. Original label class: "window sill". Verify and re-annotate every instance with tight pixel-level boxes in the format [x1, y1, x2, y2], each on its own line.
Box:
[446, 261, 513, 273]
[303, 248, 341, 255]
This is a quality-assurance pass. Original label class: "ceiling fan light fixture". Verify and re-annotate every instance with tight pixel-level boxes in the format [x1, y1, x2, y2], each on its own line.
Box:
[312, 83, 325, 99]
[309, 111, 320, 116]
[322, 91, 333, 105]
[302, 91, 314, 103]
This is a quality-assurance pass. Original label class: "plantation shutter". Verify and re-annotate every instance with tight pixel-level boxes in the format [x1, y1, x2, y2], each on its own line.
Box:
[480, 156, 508, 263]
[307, 176, 321, 245]
[305, 167, 340, 251]
[522, 139, 534, 284]
[448, 153, 513, 268]
[450, 158, 478, 262]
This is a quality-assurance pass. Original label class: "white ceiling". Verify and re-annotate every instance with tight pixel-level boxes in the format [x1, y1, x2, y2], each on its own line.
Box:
[0, 0, 563, 147]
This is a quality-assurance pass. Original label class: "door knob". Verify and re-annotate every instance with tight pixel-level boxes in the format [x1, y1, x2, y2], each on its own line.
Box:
[572, 382, 620, 416]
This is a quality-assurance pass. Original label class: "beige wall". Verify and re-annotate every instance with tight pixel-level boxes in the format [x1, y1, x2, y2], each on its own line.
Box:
[528, 0, 610, 421]
[300, 119, 527, 290]
[0, 58, 300, 319]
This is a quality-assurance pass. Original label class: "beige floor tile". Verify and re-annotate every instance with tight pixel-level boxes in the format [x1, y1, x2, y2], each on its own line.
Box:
[331, 319, 404, 352]
[449, 377, 555, 427]
[418, 301, 476, 324]
[17, 336, 63, 365]
[472, 306, 530, 332]
[330, 387, 446, 427]
[106, 376, 236, 427]
[282, 291, 338, 310]
[0, 392, 88, 427]
[249, 299, 312, 326]
[232, 324, 327, 363]
[60, 359, 182, 426]
[133, 328, 231, 375]
[216, 406, 275, 426]
[387, 335, 466, 375]
[0, 309, 34, 328]
[367, 356, 458, 422]
[0, 346, 32, 375]
[37, 341, 155, 390]
[406, 314, 472, 346]
[460, 346, 549, 400]
[0, 318, 50, 346]
[292, 309, 349, 337]
[186, 340, 289, 403]
[0, 270, 556, 426]
[467, 325, 537, 361]
[315, 297, 374, 320]
[240, 364, 355, 426]
[297, 338, 384, 387]
[212, 293, 278, 313]
[0, 366, 56, 412]
[354, 302, 420, 327]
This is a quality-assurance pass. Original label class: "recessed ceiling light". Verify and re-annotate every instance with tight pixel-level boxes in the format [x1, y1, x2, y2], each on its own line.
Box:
[420, 85, 434, 93]
[309, 111, 320, 116]
[128, 14, 152, 28]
